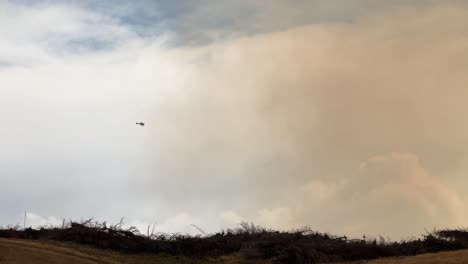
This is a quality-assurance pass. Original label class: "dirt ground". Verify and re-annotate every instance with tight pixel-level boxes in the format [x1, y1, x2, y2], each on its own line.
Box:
[0, 238, 116, 264]
[2, 238, 468, 264]
[368, 249, 468, 264]
[0, 238, 214, 264]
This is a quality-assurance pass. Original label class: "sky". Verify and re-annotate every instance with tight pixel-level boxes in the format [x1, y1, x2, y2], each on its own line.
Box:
[2, 0, 468, 239]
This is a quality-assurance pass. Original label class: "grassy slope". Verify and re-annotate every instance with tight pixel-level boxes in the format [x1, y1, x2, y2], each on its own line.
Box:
[0, 238, 275, 264]
[5, 222, 468, 263]
[369, 249, 468, 264]
[3, 238, 468, 264]
[0, 238, 236, 264]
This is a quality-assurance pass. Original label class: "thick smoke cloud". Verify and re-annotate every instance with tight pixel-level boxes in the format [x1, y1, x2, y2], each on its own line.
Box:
[136, 4, 468, 238]
[2, 2, 468, 238]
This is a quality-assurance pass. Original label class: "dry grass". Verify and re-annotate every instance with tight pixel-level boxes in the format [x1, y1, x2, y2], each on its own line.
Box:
[3, 238, 468, 264]
[0, 238, 234, 264]
[369, 249, 468, 264]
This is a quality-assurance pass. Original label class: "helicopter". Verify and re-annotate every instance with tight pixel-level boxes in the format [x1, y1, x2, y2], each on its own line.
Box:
[136, 122, 145, 126]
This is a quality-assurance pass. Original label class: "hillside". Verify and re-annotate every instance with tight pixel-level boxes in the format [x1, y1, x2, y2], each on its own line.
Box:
[3, 222, 468, 263]
[370, 249, 468, 264]
[0, 238, 224, 264]
[2, 238, 468, 264]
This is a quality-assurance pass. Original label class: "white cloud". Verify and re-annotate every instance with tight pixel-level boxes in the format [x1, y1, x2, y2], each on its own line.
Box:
[220, 210, 244, 227]
[0, 2, 137, 63]
[24, 213, 62, 228]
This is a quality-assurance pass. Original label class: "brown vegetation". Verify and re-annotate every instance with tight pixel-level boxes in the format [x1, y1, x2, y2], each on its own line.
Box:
[2, 220, 468, 263]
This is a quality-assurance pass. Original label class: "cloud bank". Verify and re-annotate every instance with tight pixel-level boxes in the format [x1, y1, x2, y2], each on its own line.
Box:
[2, 1, 468, 238]
[138, 4, 468, 238]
